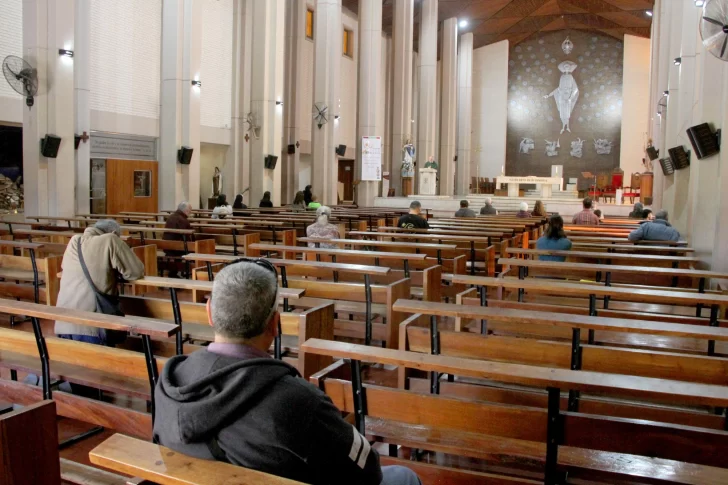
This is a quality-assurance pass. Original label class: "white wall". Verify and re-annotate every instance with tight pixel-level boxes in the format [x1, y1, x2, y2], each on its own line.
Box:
[337, 8, 358, 152]
[200, 0, 233, 131]
[0, 0, 23, 123]
[472, 40, 508, 179]
[199, 142, 229, 203]
[619, 34, 651, 187]
[89, 0, 162, 135]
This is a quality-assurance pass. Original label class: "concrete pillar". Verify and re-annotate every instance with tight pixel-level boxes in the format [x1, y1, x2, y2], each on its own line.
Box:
[22, 0, 76, 218]
[312, 0, 341, 205]
[649, 0, 671, 210]
[439, 17, 457, 196]
[382, 35, 393, 190]
[160, 0, 202, 210]
[282, 0, 305, 204]
[389, 0, 413, 196]
[224, 0, 252, 203]
[417, 0, 437, 194]
[356, 0, 382, 207]
[249, 0, 284, 206]
[456, 32, 473, 195]
[75, 0, 91, 215]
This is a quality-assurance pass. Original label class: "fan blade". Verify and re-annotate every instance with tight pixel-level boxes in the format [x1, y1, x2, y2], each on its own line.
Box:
[722, 35, 728, 58]
[703, 16, 725, 27]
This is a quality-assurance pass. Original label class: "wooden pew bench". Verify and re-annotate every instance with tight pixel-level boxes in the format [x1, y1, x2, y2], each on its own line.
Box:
[507, 247, 701, 268]
[531, 240, 696, 254]
[303, 339, 728, 484]
[0, 240, 61, 309]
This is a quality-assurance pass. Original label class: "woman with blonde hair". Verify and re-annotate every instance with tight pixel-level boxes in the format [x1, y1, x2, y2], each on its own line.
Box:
[306, 206, 340, 248]
[532, 200, 548, 217]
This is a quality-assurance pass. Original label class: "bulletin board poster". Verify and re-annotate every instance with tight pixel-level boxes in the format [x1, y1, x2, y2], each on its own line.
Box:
[361, 136, 382, 181]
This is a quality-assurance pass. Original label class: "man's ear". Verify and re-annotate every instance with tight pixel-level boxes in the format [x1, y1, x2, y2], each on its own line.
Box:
[206, 298, 213, 327]
[269, 311, 280, 338]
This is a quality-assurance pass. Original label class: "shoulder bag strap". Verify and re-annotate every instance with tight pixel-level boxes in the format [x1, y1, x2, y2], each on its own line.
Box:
[76, 237, 103, 296]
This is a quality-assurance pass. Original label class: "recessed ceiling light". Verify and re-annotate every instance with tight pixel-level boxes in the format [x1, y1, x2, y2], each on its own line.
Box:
[645, 10, 653, 16]
[459, 20, 468, 28]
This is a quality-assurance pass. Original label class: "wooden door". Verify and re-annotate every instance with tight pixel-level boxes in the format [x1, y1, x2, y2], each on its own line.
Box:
[338, 159, 354, 202]
[106, 159, 159, 214]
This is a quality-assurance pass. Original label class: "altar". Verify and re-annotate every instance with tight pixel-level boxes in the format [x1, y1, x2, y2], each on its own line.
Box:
[495, 176, 563, 198]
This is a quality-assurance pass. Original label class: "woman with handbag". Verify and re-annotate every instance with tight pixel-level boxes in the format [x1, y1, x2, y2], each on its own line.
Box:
[54, 219, 145, 346]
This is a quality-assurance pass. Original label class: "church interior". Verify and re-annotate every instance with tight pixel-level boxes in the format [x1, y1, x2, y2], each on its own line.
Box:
[3, 0, 728, 484]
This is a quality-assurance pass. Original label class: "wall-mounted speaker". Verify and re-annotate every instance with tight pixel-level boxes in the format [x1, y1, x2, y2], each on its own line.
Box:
[264, 154, 278, 170]
[645, 145, 659, 161]
[287, 144, 296, 154]
[687, 123, 721, 160]
[40, 134, 62, 158]
[335, 144, 347, 156]
[177, 146, 194, 165]
[659, 157, 675, 176]
[668, 146, 690, 170]
[74, 135, 81, 150]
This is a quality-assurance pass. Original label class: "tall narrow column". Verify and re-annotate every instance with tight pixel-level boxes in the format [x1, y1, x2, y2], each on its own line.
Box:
[312, 0, 341, 205]
[439, 17, 457, 196]
[417, 0, 437, 194]
[282, 0, 305, 203]
[249, 0, 284, 206]
[390, 0, 413, 196]
[356, 0, 382, 207]
[224, 0, 252, 202]
[75, 0, 91, 215]
[456, 32, 473, 195]
[160, 0, 202, 210]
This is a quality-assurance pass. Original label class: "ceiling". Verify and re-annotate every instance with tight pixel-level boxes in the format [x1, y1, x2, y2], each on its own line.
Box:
[341, 0, 654, 51]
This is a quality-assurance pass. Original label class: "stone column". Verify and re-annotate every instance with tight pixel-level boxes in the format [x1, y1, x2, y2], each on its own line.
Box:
[75, 0, 91, 215]
[417, 0, 437, 194]
[439, 17, 457, 196]
[389, 0, 413, 196]
[224, 0, 252, 202]
[312, 0, 341, 205]
[282, 0, 305, 204]
[356, 0, 382, 207]
[456, 32, 473, 195]
[159, 0, 202, 210]
[249, 0, 285, 206]
[22, 0, 76, 218]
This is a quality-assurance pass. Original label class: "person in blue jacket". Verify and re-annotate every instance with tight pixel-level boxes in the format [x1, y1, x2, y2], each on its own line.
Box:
[536, 215, 572, 261]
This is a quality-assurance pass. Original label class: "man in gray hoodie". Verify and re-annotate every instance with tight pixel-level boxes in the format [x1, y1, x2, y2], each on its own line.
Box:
[153, 260, 420, 485]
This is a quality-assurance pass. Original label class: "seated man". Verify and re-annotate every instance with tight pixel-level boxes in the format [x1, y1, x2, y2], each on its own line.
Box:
[628, 210, 680, 242]
[571, 197, 599, 225]
[153, 261, 421, 485]
[397, 200, 429, 229]
[480, 197, 497, 215]
[164, 201, 194, 278]
[454, 200, 476, 218]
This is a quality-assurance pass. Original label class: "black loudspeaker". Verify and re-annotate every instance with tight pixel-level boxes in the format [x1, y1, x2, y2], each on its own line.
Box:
[659, 157, 675, 176]
[668, 145, 690, 170]
[687, 123, 721, 160]
[264, 154, 278, 170]
[74, 135, 81, 150]
[40, 134, 62, 158]
[335, 144, 346, 156]
[645, 145, 659, 161]
[178, 146, 194, 164]
[287, 144, 296, 154]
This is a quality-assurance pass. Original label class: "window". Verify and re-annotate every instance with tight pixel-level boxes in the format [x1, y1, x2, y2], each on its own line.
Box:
[343, 28, 353, 58]
[306, 9, 314, 40]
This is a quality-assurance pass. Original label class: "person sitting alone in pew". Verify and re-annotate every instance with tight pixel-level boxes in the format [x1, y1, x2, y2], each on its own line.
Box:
[307, 194, 322, 209]
[397, 200, 429, 229]
[260, 191, 274, 208]
[55, 219, 145, 345]
[628, 210, 680, 242]
[291, 191, 306, 211]
[628, 202, 644, 219]
[153, 261, 421, 485]
[516, 202, 531, 218]
[212, 194, 234, 219]
[164, 201, 195, 278]
[232, 193, 248, 215]
[454, 199, 476, 218]
[535, 215, 572, 261]
[572, 197, 600, 225]
[480, 197, 498, 215]
[306, 206, 340, 249]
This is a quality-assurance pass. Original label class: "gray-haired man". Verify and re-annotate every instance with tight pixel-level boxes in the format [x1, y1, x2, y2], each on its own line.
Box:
[153, 261, 421, 485]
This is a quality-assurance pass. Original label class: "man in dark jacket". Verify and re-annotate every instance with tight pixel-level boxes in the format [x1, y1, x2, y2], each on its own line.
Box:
[628, 210, 680, 242]
[153, 261, 421, 485]
[397, 201, 429, 229]
[163, 201, 193, 277]
[454, 200, 476, 218]
[480, 197, 497, 215]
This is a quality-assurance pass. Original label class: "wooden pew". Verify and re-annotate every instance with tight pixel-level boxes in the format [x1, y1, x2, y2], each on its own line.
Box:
[0, 240, 61, 307]
[507, 247, 701, 268]
[529, 240, 696, 254]
[303, 339, 728, 484]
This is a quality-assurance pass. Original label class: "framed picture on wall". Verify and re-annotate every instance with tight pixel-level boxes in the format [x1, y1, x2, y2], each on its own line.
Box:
[133, 170, 152, 197]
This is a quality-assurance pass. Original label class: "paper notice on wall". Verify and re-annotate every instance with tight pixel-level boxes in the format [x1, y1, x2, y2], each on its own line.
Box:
[361, 136, 382, 181]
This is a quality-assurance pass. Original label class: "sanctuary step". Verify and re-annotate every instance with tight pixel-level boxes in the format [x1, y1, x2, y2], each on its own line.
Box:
[524, 189, 578, 199]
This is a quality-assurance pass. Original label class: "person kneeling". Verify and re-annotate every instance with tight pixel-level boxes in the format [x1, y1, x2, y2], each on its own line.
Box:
[153, 260, 421, 485]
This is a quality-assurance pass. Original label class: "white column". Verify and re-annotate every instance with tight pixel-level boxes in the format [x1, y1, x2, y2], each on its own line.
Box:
[74, 0, 91, 215]
[356, 0, 382, 207]
[389, 0, 413, 196]
[160, 0, 202, 210]
[312, 0, 341, 205]
[282, 0, 305, 204]
[649, 0, 670, 210]
[439, 17, 457, 196]
[23, 0, 76, 218]
[456, 32, 473, 195]
[416, 0, 437, 194]
[224, 0, 252, 201]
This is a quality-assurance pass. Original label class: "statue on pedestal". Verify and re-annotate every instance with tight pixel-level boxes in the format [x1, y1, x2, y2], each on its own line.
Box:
[212, 167, 223, 197]
[401, 142, 415, 178]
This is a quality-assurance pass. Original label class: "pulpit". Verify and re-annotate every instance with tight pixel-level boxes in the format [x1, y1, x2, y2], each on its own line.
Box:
[419, 168, 437, 195]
